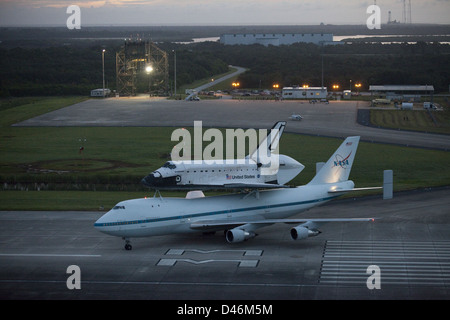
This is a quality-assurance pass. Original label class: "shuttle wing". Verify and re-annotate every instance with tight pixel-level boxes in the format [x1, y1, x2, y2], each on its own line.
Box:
[222, 182, 290, 189]
[144, 183, 291, 191]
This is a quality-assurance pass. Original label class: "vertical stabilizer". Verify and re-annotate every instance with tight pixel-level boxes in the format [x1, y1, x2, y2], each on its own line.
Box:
[249, 121, 286, 162]
[308, 136, 360, 185]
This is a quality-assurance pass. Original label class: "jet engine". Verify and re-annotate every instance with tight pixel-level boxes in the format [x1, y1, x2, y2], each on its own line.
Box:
[226, 229, 256, 243]
[290, 226, 320, 240]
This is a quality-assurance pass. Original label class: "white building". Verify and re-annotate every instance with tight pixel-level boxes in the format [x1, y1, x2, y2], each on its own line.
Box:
[282, 87, 328, 99]
[220, 33, 334, 46]
[369, 85, 434, 102]
[90, 88, 111, 97]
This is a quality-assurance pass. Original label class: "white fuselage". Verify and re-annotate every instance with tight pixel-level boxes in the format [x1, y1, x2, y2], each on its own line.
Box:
[141, 155, 304, 189]
[94, 180, 354, 238]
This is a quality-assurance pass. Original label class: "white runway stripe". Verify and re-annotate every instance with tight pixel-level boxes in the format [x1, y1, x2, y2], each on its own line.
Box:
[319, 240, 450, 287]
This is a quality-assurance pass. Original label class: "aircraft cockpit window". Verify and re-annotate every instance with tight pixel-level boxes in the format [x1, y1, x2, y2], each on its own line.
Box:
[113, 205, 125, 210]
[162, 162, 177, 169]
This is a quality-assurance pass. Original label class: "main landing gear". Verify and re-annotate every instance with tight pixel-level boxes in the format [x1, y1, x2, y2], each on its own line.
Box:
[123, 237, 132, 251]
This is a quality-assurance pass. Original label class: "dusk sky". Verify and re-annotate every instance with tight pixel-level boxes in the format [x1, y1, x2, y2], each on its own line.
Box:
[0, 0, 449, 26]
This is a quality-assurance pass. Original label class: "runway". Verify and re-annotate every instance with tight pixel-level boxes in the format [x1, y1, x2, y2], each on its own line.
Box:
[14, 97, 450, 150]
[0, 188, 449, 300]
[5, 96, 450, 300]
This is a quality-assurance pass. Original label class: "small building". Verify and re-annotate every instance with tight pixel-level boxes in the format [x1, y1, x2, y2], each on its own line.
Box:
[369, 85, 434, 102]
[343, 90, 352, 99]
[282, 86, 328, 99]
[90, 88, 111, 97]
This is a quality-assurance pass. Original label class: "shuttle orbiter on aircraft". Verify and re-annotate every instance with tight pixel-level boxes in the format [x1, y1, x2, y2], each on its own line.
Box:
[95, 136, 381, 250]
[141, 121, 304, 190]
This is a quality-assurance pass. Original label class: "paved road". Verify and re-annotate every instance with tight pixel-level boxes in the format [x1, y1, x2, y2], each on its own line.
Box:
[191, 65, 247, 92]
[0, 188, 449, 300]
[15, 98, 450, 150]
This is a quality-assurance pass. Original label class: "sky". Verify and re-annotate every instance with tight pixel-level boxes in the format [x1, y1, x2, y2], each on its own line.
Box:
[0, 0, 449, 27]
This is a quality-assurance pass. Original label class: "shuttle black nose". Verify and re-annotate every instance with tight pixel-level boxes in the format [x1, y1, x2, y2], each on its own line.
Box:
[141, 173, 158, 187]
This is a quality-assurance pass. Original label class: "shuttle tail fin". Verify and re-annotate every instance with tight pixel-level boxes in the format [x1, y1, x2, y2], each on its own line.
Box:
[308, 136, 360, 185]
[249, 121, 286, 164]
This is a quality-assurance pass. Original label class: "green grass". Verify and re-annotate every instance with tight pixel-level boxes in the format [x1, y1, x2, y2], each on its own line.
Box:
[0, 190, 151, 211]
[0, 96, 449, 211]
[0, 96, 88, 127]
[370, 108, 450, 134]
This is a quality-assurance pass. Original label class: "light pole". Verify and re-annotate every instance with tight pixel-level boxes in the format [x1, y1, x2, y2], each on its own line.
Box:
[102, 49, 106, 97]
[172, 50, 177, 99]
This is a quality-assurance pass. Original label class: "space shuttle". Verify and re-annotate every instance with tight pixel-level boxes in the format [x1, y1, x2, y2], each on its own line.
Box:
[141, 121, 304, 190]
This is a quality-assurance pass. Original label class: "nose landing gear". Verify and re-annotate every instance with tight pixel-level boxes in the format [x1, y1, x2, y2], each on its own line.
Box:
[123, 237, 132, 251]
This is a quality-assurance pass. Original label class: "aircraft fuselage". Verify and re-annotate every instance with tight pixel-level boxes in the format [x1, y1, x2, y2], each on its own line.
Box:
[94, 180, 354, 238]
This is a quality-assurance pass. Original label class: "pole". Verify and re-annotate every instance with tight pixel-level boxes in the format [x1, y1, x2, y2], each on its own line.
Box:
[321, 54, 324, 89]
[102, 49, 105, 97]
[173, 50, 177, 98]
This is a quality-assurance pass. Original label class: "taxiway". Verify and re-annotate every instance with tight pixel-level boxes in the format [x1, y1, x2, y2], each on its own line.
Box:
[14, 97, 450, 151]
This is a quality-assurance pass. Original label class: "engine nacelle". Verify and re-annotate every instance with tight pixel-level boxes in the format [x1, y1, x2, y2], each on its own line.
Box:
[290, 226, 320, 240]
[226, 229, 256, 243]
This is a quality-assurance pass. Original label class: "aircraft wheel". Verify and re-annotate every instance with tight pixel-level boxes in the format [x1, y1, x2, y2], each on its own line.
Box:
[125, 243, 132, 251]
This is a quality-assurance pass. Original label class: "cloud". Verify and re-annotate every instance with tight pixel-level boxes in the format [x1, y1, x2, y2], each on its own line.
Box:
[0, 0, 448, 26]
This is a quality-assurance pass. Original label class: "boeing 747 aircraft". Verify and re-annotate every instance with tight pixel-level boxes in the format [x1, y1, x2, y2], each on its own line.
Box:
[141, 121, 304, 190]
[95, 136, 380, 250]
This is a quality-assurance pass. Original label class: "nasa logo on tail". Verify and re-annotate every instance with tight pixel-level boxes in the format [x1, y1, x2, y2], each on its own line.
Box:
[333, 152, 352, 169]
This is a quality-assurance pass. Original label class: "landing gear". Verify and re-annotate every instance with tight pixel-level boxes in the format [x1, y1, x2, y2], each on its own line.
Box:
[123, 237, 132, 251]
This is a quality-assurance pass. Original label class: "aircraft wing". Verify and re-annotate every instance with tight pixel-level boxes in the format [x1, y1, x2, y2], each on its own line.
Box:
[190, 217, 375, 231]
[328, 187, 382, 193]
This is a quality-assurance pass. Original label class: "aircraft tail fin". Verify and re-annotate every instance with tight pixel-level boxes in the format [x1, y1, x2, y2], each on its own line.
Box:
[249, 121, 286, 163]
[308, 136, 360, 185]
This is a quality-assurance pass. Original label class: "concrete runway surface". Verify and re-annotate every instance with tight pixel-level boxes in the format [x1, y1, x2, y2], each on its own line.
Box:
[0, 188, 449, 300]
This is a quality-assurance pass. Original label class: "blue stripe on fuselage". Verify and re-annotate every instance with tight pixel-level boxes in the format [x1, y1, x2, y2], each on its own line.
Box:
[94, 195, 339, 227]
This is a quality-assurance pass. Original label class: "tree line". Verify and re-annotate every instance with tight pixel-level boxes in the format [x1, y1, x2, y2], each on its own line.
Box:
[1, 41, 449, 97]
[187, 41, 450, 93]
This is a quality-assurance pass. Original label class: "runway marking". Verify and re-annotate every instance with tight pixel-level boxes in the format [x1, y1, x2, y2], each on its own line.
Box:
[0, 253, 101, 257]
[160, 248, 263, 267]
[157, 258, 259, 268]
[319, 240, 450, 287]
[165, 248, 263, 256]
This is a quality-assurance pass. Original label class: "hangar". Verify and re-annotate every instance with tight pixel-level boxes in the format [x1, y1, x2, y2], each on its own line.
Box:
[369, 85, 434, 101]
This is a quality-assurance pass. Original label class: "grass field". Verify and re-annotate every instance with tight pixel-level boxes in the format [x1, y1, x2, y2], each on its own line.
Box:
[0, 96, 449, 211]
[369, 97, 450, 134]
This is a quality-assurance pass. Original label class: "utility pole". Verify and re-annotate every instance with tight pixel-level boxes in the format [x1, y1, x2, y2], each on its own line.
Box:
[173, 50, 177, 98]
[102, 49, 106, 97]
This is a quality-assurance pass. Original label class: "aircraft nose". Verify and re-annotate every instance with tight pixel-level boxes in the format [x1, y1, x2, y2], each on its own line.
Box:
[141, 172, 159, 187]
[94, 212, 109, 231]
